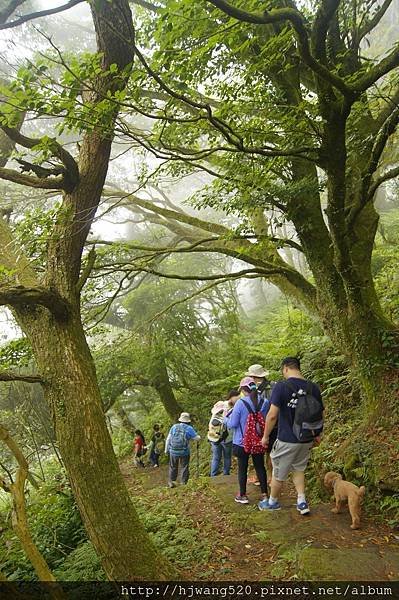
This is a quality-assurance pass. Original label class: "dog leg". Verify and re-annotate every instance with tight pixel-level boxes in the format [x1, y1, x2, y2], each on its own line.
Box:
[348, 496, 361, 529]
[331, 498, 343, 514]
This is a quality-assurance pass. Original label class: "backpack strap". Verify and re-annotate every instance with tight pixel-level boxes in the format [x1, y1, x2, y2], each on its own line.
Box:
[285, 381, 298, 395]
[242, 398, 265, 415]
[241, 399, 254, 414]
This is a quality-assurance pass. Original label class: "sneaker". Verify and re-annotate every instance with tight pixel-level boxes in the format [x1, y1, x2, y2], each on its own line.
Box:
[258, 499, 281, 511]
[297, 501, 310, 515]
[257, 498, 268, 510]
[234, 494, 249, 504]
[168, 481, 177, 488]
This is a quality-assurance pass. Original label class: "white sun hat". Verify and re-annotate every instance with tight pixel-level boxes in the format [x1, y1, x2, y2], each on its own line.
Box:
[246, 364, 269, 378]
[178, 412, 191, 423]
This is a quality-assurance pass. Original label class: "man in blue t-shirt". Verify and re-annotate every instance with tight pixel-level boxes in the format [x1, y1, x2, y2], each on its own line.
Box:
[165, 412, 200, 487]
[258, 357, 323, 515]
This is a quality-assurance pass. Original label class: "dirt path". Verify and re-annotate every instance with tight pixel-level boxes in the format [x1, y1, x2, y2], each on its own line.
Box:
[120, 462, 399, 581]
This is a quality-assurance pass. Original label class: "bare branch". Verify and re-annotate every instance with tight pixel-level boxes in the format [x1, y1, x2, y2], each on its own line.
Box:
[2, 127, 79, 192]
[356, 0, 393, 46]
[369, 164, 399, 198]
[0, 371, 43, 384]
[0, 0, 84, 30]
[103, 188, 229, 235]
[135, 266, 282, 281]
[0, 423, 65, 595]
[0, 0, 27, 25]
[77, 246, 97, 293]
[0, 166, 66, 190]
[130, 0, 160, 12]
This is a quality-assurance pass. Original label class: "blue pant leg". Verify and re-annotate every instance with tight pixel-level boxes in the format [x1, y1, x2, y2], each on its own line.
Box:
[180, 454, 190, 484]
[210, 442, 222, 476]
[149, 448, 156, 466]
[222, 442, 232, 475]
[169, 453, 179, 483]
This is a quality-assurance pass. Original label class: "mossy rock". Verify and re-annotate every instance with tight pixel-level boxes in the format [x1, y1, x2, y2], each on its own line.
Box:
[298, 547, 393, 580]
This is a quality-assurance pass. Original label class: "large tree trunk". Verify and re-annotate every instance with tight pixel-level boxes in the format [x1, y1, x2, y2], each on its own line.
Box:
[282, 134, 397, 390]
[153, 357, 182, 421]
[15, 306, 175, 580]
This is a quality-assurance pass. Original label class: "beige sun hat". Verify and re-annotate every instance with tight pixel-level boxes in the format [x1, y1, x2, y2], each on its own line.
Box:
[178, 412, 191, 423]
[246, 364, 269, 378]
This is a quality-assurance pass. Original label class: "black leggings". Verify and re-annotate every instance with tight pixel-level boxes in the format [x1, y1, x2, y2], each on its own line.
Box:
[233, 444, 268, 496]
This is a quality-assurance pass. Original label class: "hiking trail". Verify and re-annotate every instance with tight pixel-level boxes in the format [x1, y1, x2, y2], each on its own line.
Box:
[120, 461, 399, 581]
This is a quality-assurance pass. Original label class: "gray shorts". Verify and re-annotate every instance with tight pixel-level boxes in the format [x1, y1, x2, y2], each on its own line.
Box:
[270, 439, 313, 481]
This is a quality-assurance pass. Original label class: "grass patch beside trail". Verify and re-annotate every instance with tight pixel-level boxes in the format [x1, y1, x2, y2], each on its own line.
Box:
[125, 475, 233, 579]
[122, 466, 277, 580]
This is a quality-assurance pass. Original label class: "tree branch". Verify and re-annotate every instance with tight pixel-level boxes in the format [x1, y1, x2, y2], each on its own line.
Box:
[368, 164, 399, 198]
[349, 105, 399, 218]
[77, 246, 97, 293]
[311, 0, 341, 63]
[0, 166, 65, 190]
[134, 266, 283, 281]
[356, 0, 393, 46]
[148, 277, 240, 325]
[0, 424, 65, 595]
[45, 0, 135, 290]
[2, 127, 79, 192]
[0, 0, 27, 25]
[0, 371, 43, 384]
[0, 0, 84, 30]
[130, 0, 160, 12]
[103, 188, 229, 235]
[0, 285, 69, 321]
[354, 45, 399, 93]
[205, 0, 355, 98]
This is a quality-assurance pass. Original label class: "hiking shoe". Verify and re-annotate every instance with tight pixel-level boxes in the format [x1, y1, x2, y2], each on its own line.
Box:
[258, 499, 281, 511]
[297, 501, 310, 515]
[234, 494, 249, 504]
[258, 498, 269, 510]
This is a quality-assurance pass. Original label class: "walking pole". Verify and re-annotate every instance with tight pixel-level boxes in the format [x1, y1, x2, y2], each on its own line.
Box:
[196, 441, 200, 478]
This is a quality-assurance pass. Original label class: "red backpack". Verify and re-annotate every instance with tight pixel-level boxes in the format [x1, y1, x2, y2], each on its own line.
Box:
[241, 400, 266, 455]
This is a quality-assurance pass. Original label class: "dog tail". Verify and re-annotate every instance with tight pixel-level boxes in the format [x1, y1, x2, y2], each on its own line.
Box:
[358, 486, 366, 497]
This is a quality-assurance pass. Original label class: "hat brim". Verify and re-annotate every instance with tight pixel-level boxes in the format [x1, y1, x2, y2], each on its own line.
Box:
[246, 371, 269, 378]
[178, 418, 191, 423]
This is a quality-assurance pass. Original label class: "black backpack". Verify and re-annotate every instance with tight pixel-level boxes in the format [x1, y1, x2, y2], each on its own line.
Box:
[287, 382, 323, 442]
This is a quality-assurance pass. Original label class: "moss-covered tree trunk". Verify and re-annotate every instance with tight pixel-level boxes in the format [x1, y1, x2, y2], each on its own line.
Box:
[0, 0, 176, 580]
[14, 306, 175, 580]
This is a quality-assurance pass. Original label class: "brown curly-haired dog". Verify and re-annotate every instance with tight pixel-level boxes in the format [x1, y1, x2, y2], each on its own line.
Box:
[324, 471, 366, 530]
